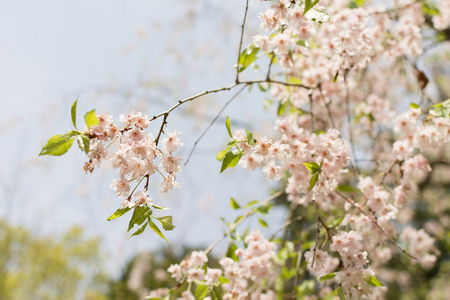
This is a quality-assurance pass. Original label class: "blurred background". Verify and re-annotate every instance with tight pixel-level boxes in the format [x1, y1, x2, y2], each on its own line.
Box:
[1, 0, 450, 299]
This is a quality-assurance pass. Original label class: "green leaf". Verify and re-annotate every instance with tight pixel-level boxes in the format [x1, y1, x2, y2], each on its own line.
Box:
[422, 3, 439, 16]
[349, 0, 365, 8]
[327, 215, 345, 228]
[77, 134, 90, 154]
[195, 284, 209, 300]
[363, 275, 384, 287]
[156, 216, 175, 231]
[149, 219, 169, 242]
[288, 49, 294, 64]
[245, 129, 255, 145]
[151, 204, 169, 210]
[315, 129, 326, 135]
[309, 173, 319, 191]
[333, 71, 339, 83]
[225, 116, 233, 138]
[409, 103, 420, 109]
[296, 280, 315, 297]
[211, 287, 221, 300]
[258, 83, 268, 92]
[217, 141, 237, 161]
[84, 109, 99, 130]
[303, 0, 320, 15]
[337, 286, 346, 300]
[218, 276, 230, 284]
[220, 150, 243, 173]
[230, 197, 241, 209]
[107, 206, 132, 221]
[258, 218, 268, 227]
[128, 206, 152, 232]
[39, 131, 80, 156]
[277, 101, 287, 116]
[244, 200, 259, 208]
[296, 39, 309, 47]
[237, 44, 260, 73]
[319, 273, 336, 282]
[303, 162, 321, 174]
[255, 203, 274, 215]
[226, 242, 238, 261]
[336, 185, 358, 193]
[304, 8, 330, 23]
[71, 99, 78, 129]
[130, 221, 148, 237]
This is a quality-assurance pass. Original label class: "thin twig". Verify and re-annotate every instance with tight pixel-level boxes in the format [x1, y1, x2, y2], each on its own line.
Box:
[310, 199, 321, 268]
[318, 84, 336, 128]
[378, 160, 399, 185]
[204, 190, 284, 255]
[335, 191, 417, 260]
[266, 53, 275, 81]
[309, 93, 315, 132]
[148, 79, 314, 124]
[184, 84, 248, 165]
[236, 0, 250, 83]
[343, 72, 359, 177]
[270, 215, 304, 240]
[154, 113, 168, 146]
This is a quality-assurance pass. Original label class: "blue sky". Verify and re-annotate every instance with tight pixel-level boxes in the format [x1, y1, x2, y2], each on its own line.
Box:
[0, 0, 286, 275]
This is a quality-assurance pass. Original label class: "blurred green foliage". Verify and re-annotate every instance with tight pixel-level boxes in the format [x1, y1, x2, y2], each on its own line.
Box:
[0, 220, 108, 300]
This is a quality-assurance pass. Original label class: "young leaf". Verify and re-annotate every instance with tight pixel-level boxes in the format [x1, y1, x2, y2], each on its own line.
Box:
[244, 200, 259, 208]
[71, 99, 78, 129]
[327, 216, 345, 228]
[422, 3, 440, 16]
[226, 242, 238, 261]
[225, 116, 233, 138]
[128, 206, 152, 232]
[149, 219, 169, 242]
[151, 204, 169, 210]
[107, 206, 132, 221]
[220, 150, 243, 173]
[245, 129, 255, 145]
[336, 185, 358, 193]
[217, 141, 237, 161]
[309, 173, 319, 191]
[156, 216, 175, 231]
[255, 203, 274, 215]
[349, 0, 365, 8]
[230, 197, 241, 209]
[333, 71, 339, 83]
[39, 131, 79, 156]
[409, 103, 420, 109]
[130, 221, 148, 237]
[304, 8, 330, 23]
[296, 39, 309, 47]
[296, 280, 315, 297]
[195, 284, 209, 300]
[218, 276, 230, 284]
[258, 218, 268, 227]
[84, 109, 99, 130]
[337, 286, 346, 300]
[303, 162, 320, 174]
[363, 275, 384, 287]
[77, 134, 90, 154]
[277, 101, 287, 116]
[319, 273, 336, 282]
[237, 44, 260, 72]
[303, 0, 320, 15]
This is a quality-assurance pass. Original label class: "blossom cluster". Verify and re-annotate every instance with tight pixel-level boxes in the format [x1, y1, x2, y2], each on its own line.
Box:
[155, 230, 277, 300]
[236, 115, 351, 207]
[83, 111, 183, 209]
